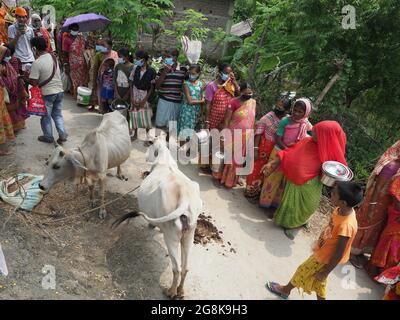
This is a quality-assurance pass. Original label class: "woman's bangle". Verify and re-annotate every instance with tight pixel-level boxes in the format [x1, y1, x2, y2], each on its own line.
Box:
[369, 202, 378, 205]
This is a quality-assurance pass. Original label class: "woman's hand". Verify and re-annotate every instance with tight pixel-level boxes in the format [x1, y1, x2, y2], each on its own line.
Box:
[261, 163, 272, 177]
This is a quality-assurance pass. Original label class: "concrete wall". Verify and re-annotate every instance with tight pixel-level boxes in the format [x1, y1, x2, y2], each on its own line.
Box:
[138, 0, 234, 60]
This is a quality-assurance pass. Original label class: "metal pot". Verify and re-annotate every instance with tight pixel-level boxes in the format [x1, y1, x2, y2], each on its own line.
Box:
[321, 161, 353, 187]
[211, 151, 225, 174]
[110, 99, 129, 118]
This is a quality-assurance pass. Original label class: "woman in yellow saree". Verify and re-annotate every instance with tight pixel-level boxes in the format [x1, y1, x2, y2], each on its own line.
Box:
[213, 83, 256, 188]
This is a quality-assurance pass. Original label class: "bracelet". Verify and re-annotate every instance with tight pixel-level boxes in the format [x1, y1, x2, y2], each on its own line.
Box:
[254, 147, 259, 149]
[369, 202, 378, 205]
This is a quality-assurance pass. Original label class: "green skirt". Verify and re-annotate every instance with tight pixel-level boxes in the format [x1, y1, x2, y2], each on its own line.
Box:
[274, 177, 323, 229]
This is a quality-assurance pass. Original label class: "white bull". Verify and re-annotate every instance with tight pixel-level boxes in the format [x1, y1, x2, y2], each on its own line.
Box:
[39, 111, 131, 218]
[113, 136, 202, 299]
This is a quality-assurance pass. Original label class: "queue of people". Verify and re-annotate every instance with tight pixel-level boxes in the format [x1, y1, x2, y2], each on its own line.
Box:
[0, 7, 398, 301]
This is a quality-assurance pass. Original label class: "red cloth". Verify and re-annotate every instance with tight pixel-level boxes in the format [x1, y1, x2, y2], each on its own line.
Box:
[277, 120, 347, 185]
[228, 98, 242, 112]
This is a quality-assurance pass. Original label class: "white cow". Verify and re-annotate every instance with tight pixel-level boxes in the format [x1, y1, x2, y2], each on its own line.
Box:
[39, 111, 131, 218]
[113, 135, 203, 299]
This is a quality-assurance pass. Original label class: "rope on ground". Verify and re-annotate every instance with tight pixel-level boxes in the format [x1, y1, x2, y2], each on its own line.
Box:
[29, 184, 141, 221]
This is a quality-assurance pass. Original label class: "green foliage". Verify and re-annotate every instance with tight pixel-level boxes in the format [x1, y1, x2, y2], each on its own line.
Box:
[31, 0, 174, 47]
[231, 0, 400, 183]
[165, 9, 210, 43]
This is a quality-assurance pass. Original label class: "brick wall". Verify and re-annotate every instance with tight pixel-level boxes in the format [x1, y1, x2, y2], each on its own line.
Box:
[138, 0, 234, 60]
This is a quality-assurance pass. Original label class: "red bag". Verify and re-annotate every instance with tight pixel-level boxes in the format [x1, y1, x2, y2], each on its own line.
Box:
[27, 53, 58, 117]
[27, 86, 47, 116]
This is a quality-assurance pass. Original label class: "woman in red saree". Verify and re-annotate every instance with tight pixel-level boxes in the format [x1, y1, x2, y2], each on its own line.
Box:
[262, 121, 348, 239]
[62, 24, 88, 98]
[0, 45, 28, 133]
[244, 96, 292, 201]
[350, 140, 400, 268]
[375, 265, 400, 300]
[213, 83, 256, 188]
[205, 64, 239, 130]
[365, 176, 400, 279]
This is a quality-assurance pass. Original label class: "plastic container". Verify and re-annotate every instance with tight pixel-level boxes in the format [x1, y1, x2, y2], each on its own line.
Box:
[77, 86, 92, 106]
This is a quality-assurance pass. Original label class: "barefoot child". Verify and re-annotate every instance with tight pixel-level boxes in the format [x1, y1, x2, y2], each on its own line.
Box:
[99, 58, 115, 114]
[266, 181, 363, 300]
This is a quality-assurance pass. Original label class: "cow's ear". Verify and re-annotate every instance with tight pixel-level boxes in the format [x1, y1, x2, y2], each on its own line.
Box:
[66, 154, 88, 171]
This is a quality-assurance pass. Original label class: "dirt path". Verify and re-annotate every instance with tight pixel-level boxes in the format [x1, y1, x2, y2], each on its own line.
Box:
[0, 95, 384, 300]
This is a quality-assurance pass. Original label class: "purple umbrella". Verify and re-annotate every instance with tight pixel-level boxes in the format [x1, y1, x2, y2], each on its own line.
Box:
[61, 13, 111, 32]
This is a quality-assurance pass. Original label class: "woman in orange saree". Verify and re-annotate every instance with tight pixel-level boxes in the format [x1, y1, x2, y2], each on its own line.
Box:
[350, 140, 400, 268]
[213, 83, 256, 188]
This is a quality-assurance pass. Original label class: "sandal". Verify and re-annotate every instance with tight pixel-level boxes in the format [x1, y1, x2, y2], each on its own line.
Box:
[265, 282, 288, 300]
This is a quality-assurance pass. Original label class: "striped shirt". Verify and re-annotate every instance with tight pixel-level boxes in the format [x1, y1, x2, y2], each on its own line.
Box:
[157, 66, 187, 103]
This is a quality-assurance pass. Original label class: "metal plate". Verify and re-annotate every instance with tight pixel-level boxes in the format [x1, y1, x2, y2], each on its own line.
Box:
[322, 161, 350, 178]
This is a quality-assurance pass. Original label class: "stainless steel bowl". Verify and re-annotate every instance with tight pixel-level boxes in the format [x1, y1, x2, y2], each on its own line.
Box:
[321, 161, 353, 187]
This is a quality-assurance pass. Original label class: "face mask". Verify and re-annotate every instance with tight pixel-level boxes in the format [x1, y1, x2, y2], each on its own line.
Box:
[241, 94, 253, 101]
[135, 59, 144, 67]
[189, 74, 199, 81]
[70, 30, 79, 36]
[220, 72, 229, 82]
[118, 57, 125, 64]
[32, 23, 41, 30]
[274, 107, 286, 117]
[165, 58, 174, 66]
[3, 56, 11, 63]
[96, 45, 108, 53]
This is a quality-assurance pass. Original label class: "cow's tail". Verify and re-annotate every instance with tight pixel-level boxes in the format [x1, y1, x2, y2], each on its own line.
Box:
[137, 200, 190, 224]
[112, 211, 141, 229]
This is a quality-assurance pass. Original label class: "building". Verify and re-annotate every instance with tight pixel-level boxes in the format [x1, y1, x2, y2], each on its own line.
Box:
[138, 0, 235, 60]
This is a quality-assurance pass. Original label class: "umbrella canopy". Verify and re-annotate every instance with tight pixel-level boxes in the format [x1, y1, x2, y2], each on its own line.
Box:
[61, 13, 111, 32]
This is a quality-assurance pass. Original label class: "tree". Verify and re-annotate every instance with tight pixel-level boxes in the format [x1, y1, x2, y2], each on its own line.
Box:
[231, 0, 400, 182]
[31, 0, 174, 47]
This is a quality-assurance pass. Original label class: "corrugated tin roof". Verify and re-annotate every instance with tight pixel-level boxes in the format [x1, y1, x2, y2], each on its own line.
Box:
[230, 19, 253, 37]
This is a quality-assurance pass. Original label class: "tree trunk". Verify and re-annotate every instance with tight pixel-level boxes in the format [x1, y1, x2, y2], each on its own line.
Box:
[314, 70, 342, 108]
[248, 21, 270, 86]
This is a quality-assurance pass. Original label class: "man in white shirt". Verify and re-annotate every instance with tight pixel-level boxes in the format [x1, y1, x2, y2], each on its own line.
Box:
[7, 7, 35, 70]
[28, 37, 68, 144]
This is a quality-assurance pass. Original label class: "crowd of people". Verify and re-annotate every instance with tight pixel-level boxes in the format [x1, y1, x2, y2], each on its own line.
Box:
[0, 6, 398, 300]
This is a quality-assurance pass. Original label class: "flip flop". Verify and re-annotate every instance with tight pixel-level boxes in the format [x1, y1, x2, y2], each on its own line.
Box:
[265, 282, 288, 300]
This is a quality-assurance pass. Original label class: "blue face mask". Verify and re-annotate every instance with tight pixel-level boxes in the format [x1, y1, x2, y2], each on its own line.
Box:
[189, 74, 199, 81]
[3, 56, 11, 63]
[220, 72, 229, 81]
[135, 59, 144, 67]
[96, 45, 108, 53]
[165, 57, 174, 66]
[118, 57, 125, 64]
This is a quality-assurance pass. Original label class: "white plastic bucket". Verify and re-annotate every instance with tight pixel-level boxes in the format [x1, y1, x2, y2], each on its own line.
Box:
[77, 87, 92, 106]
